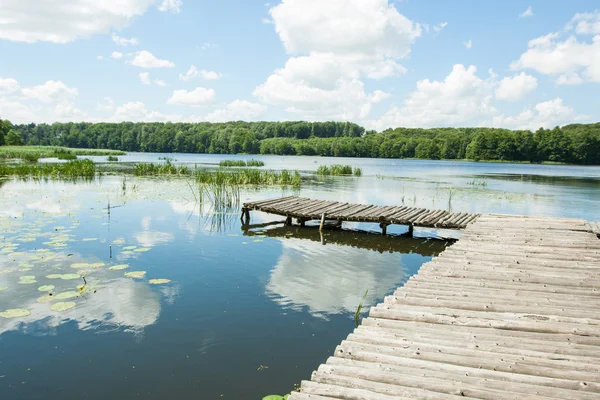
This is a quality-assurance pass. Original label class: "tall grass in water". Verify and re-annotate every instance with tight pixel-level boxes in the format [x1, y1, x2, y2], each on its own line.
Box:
[219, 159, 265, 167]
[0, 159, 95, 178]
[317, 164, 362, 176]
[196, 168, 301, 186]
[467, 177, 488, 187]
[0, 146, 124, 162]
[135, 160, 189, 175]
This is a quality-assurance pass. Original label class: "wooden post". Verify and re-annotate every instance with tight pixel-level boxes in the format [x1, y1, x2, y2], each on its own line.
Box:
[319, 213, 326, 231]
[298, 218, 306, 227]
[407, 224, 414, 237]
[244, 208, 250, 223]
[240, 208, 246, 221]
[380, 223, 388, 236]
[285, 215, 292, 226]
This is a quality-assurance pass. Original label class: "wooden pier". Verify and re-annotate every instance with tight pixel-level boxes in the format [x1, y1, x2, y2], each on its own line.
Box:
[242, 196, 481, 234]
[284, 213, 600, 400]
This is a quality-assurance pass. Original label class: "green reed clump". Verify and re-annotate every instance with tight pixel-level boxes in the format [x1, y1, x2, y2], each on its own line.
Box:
[135, 160, 189, 175]
[0, 159, 95, 178]
[0, 146, 124, 162]
[52, 148, 77, 160]
[353, 167, 362, 176]
[196, 168, 301, 186]
[317, 164, 354, 176]
[219, 159, 265, 167]
[107, 155, 119, 162]
[467, 177, 488, 187]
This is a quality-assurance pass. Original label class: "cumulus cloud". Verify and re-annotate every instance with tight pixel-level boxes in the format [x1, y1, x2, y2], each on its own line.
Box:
[139, 72, 151, 85]
[485, 98, 587, 130]
[204, 100, 267, 122]
[21, 80, 78, 103]
[0, 0, 158, 43]
[0, 78, 20, 95]
[433, 22, 448, 33]
[511, 11, 600, 84]
[179, 65, 222, 81]
[366, 64, 497, 130]
[111, 51, 124, 59]
[130, 50, 175, 68]
[167, 87, 215, 106]
[111, 101, 181, 122]
[255, 0, 420, 120]
[154, 79, 167, 87]
[519, 6, 533, 18]
[112, 33, 139, 46]
[158, 0, 182, 13]
[494, 72, 537, 101]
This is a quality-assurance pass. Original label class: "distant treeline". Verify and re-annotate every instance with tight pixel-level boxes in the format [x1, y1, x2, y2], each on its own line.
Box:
[2, 119, 600, 164]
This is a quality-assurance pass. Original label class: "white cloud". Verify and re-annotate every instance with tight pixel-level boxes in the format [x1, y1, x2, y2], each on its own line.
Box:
[21, 80, 78, 103]
[494, 72, 537, 101]
[569, 11, 600, 35]
[511, 11, 600, 84]
[111, 51, 124, 59]
[130, 50, 175, 68]
[167, 87, 216, 106]
[0, 0, 158, 43]
[433, 22, 448, 33]
[205, 100, 267, 122]
[111, 101, 181, 122]
[179, 65, 222, 81]
[464, 39, 472, 49]
[96, 97, 116, 112]
[366, 64, 497, 130]
[54, 103, 87, 121]
[158, 0, 182, 13]
[97, 55, 104, 60]
[201, 70, 222, 80]
[154, 79, 167, 86]
[486, 98, 587, 130]
[519, 6, 533, 18]
[0, 78, 20, 95]
[179, 65, 199, 81]
[112, 33, 139, 46]
[256, 0, 419, 120]
[139, 72, 151, 85]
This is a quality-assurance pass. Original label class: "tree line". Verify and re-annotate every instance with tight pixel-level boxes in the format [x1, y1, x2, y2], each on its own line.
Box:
[2, 119, 600, 164]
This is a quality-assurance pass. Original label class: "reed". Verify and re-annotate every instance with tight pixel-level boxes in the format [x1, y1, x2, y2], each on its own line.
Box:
[0, 146, 124, 162]
[0, 159, 96, 178]
[107, 155, 119, 162]
[317, 164, 354, 176]
[196, 168, 301, 186]
[134, 160, 189, 175]
[219, 159, 265, 167]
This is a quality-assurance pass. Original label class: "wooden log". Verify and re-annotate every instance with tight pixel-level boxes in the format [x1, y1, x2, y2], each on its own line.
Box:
[319, 213, 326, 231]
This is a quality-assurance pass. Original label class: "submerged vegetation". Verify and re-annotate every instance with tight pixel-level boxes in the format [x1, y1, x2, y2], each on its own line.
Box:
[219, 159, 265, 167]
[0, 159, 96, 178]
[317, 164, 362, 176]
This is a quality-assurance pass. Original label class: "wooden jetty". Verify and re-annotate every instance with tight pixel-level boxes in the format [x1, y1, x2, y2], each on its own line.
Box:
[286, 213, 600, 400]
[241, 196, 481, 235]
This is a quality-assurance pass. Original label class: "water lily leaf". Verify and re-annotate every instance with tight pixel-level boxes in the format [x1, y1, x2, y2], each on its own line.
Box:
[112, 238, 125, 245]
[124, 271, 146, 279]
[37, 295, 54, 303]
[0, 268, 15, 274]
[90, 262, 105, 268]
[38, 285, 55, 292]
[0, 309, 31, 318]
[82, 238, 98, 241]
[109, 264, 129, 271]
[133, 247, 151, 252]
[0, 286, 7, 291]
[71, 263, 90, 269]
[123, 246, 137, 251]
[149, 279, 171, 285]
[18, 276, 37, 284]
[55, 291, 79, 300]
[50, 302, 76, 312]
[46, 274, 62, 279]
[262, 396, 284, 400]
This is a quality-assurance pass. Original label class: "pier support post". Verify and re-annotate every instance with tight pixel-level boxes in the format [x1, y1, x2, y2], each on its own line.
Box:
[297, 218, 306, 227]
[319, 213, 326, 231]
[285, 215, 292, 226]
[407, 224, 414, 237]
[380, 223, 389, 236]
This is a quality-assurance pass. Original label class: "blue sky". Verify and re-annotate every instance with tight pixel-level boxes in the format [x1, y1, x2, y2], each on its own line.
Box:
[1, 0, 599, 131]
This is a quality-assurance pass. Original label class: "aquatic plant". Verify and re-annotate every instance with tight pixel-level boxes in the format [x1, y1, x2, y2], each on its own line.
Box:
[0, 145, 124, 162]
[353, 167, 362, 176]
[0, 159, 96, 178]
[107, 155, 119, 162]
[219, 159, 265, 167]
[134, 160, 189, 175]
[317, 164, 354, 176]
[196, 168, 301, 186]
[354, 289, 369, 328]
[467, 177, 488, 187]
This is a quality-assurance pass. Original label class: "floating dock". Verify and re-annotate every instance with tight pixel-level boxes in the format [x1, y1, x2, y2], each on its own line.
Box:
[243, 197, 600, 400]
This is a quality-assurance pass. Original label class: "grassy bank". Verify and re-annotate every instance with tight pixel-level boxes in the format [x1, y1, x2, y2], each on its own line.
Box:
[0, 146, 125, 162]
[219, 159, 265, 167]
[0, 159, 96, 178]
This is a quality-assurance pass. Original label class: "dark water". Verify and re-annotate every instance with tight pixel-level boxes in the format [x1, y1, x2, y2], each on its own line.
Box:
[1, 155, 599, 400]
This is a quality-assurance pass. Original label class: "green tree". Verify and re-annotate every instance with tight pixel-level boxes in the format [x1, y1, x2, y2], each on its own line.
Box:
[5, 130, 24, 145]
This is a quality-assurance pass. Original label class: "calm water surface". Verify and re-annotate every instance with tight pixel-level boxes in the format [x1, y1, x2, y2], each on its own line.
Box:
[1, 155, 599, 399]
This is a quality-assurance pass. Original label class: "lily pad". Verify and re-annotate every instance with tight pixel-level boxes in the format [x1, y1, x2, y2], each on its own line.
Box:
[124, 271, 146, 279]
[109, 264, 129, 271]
[37, 295, 55, 303]
[0, 268, 15, 274]
[133, 247, 151, 252]
[123, 246, 137, 251]
[0, 309, 31, 318]
[18, 276, 37, 284]
[149, 279, 171, 285]
[50, 302, 76, 312]
[82, 238, 98, 241]
[0, 286, 7, 291]
[112, 238, 125, 245]
[38, 285, 55, 292]
[71, 263, 90, 269]
[55, 291, 79, 300]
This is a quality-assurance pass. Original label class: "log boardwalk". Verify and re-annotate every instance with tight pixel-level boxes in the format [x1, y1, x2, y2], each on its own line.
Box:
[241, 196, 481, 235]
[287, 213, 600, 400]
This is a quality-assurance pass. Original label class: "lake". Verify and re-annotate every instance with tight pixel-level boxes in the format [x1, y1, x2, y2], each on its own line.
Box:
[1, 154, 599, 399]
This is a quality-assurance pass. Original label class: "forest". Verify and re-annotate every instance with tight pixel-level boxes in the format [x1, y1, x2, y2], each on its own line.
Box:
[1, 119, 599, 165]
